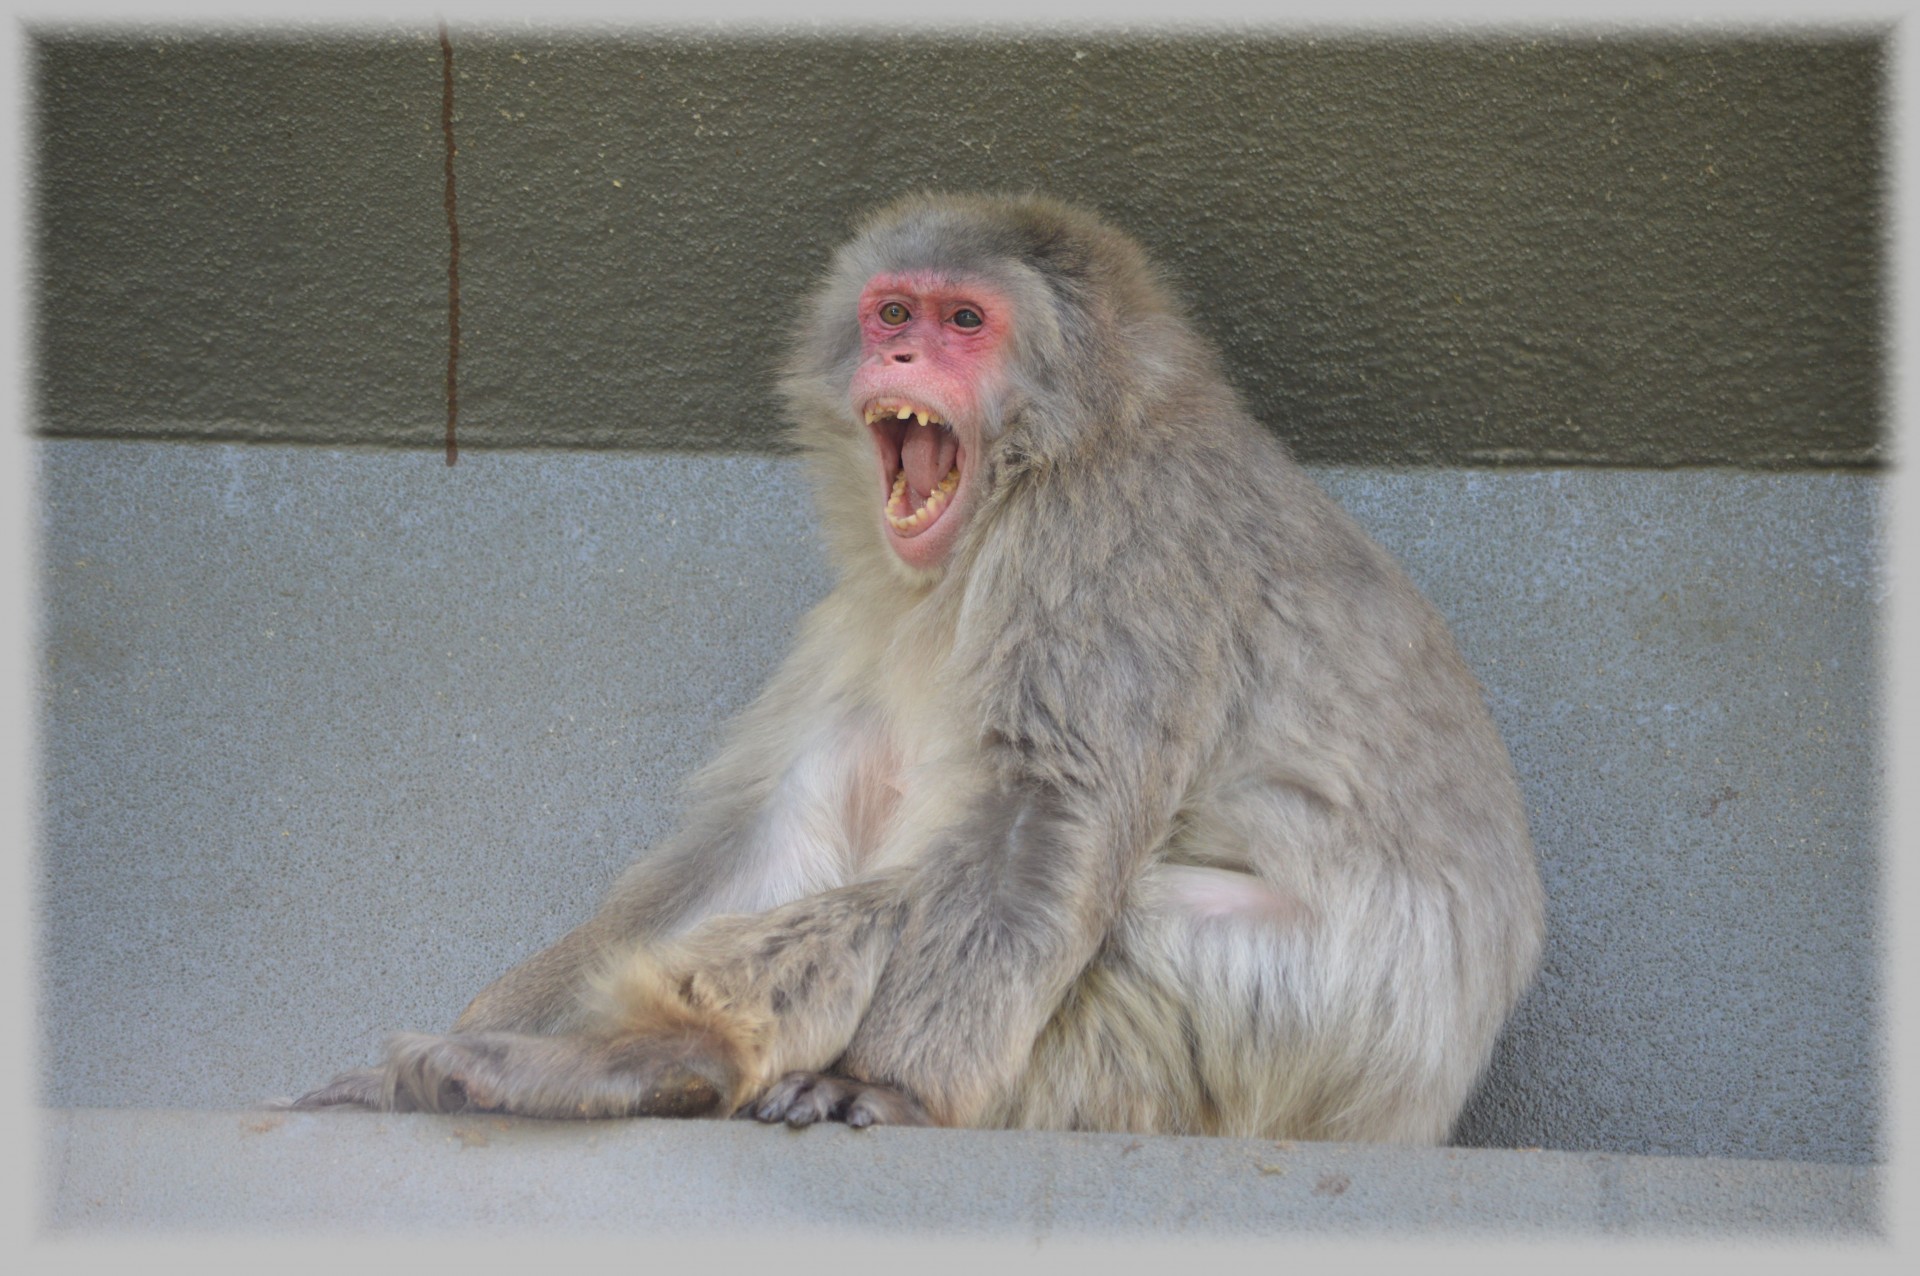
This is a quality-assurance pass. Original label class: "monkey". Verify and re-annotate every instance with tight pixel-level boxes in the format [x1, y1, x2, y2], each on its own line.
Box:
[293, 193, 1545, 1142]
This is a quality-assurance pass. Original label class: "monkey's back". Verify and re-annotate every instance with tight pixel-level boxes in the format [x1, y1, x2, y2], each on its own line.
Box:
[1156, 404, 1544, 1065]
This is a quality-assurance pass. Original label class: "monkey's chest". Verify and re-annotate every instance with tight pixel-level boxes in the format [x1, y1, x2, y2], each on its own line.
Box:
[812, 708, 969, 877]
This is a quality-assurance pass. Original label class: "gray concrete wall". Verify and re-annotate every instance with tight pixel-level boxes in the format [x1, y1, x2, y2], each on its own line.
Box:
[32, 30, 1885, 466]
[35, 443, 1881, 1169]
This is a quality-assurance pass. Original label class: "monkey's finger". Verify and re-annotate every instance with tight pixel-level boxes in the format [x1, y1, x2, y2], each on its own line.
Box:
[844, 1082, 930, 1128]
[748, 1071, 835, 1126]
[749, 1071, 930, 1129]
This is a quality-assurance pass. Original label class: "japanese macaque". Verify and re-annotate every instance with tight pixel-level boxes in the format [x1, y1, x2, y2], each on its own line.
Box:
[295, 194, 1545, 1141]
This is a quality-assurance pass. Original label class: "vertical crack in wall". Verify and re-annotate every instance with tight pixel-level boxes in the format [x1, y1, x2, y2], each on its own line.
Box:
[440, 21, 461, 466]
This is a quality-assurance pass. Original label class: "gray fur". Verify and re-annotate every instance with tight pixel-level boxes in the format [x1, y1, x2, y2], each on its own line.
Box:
[294, 194, 1543, 1142]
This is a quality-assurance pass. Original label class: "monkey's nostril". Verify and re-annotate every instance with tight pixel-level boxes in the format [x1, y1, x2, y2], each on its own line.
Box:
[891, 352, 914, 363]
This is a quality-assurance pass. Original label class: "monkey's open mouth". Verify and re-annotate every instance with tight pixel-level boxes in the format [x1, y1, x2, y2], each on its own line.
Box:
[865, 401, 964, 538]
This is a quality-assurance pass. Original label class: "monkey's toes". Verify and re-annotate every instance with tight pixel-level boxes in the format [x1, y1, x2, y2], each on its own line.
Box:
[284, 1066, 392, 1112]
[386, 1032, 499, 1113]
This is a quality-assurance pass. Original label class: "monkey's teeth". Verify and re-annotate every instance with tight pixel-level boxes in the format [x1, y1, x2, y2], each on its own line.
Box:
[863, 403, 947, 429]
[886, 465, 962, 532]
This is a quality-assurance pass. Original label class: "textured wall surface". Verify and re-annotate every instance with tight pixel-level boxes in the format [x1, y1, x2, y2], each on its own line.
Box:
[32, 30, 1885, 466]
[35, 443, 1881, 1167]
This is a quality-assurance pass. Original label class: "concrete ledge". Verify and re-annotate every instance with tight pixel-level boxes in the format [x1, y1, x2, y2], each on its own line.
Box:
[38, 1109, 1880, 1239]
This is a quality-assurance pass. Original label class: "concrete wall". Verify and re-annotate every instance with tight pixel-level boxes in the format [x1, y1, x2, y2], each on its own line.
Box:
[35, 444, 1882, 1169]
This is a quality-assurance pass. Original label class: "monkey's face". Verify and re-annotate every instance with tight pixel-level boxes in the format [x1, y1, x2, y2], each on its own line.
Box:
[850, 272, 1010, 572]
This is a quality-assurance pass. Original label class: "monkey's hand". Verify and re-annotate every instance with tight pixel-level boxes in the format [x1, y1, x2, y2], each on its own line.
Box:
[743, 1070, 931, 1129]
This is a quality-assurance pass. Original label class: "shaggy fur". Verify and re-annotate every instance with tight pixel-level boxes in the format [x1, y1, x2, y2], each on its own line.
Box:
[294, 194, 1544, 1142]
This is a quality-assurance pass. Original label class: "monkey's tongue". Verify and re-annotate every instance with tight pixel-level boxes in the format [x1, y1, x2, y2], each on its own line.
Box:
[900, 421, 958, 502]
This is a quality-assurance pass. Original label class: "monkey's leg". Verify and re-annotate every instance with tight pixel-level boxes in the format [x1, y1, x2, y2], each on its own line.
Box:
[298, 874, 909, 1117]
[446, 701, 901, 1038]
[444, 825, 830, 1039]
[287, 872, 747, 1113]
[987, 864, 1474, 1143]
[293, 699, 904, 1109]
[743, 861, 1298, 1135]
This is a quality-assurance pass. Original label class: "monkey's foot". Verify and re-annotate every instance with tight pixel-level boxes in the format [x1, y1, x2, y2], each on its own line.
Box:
[745, 1070, 931, 1129]
[375, 1029, 738, 1118]
[284, 1066, 388, 1111]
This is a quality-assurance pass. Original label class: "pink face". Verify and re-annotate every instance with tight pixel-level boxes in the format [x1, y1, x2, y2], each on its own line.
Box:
[849, 272, 1011, 572]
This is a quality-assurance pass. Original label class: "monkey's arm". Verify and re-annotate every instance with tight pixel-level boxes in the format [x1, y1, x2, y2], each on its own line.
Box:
[826, 786, 1140, 1125]
[829, 511, 1229, 1126]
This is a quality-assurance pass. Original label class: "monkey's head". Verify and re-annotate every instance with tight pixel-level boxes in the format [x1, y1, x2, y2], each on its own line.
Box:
[847, 263, 1005, 573]
[786, 193, 1193, 582]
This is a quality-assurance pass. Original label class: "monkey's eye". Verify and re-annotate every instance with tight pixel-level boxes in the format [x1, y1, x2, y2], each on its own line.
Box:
[951, 308, 984, 329]
[878, 302, 911, 325]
